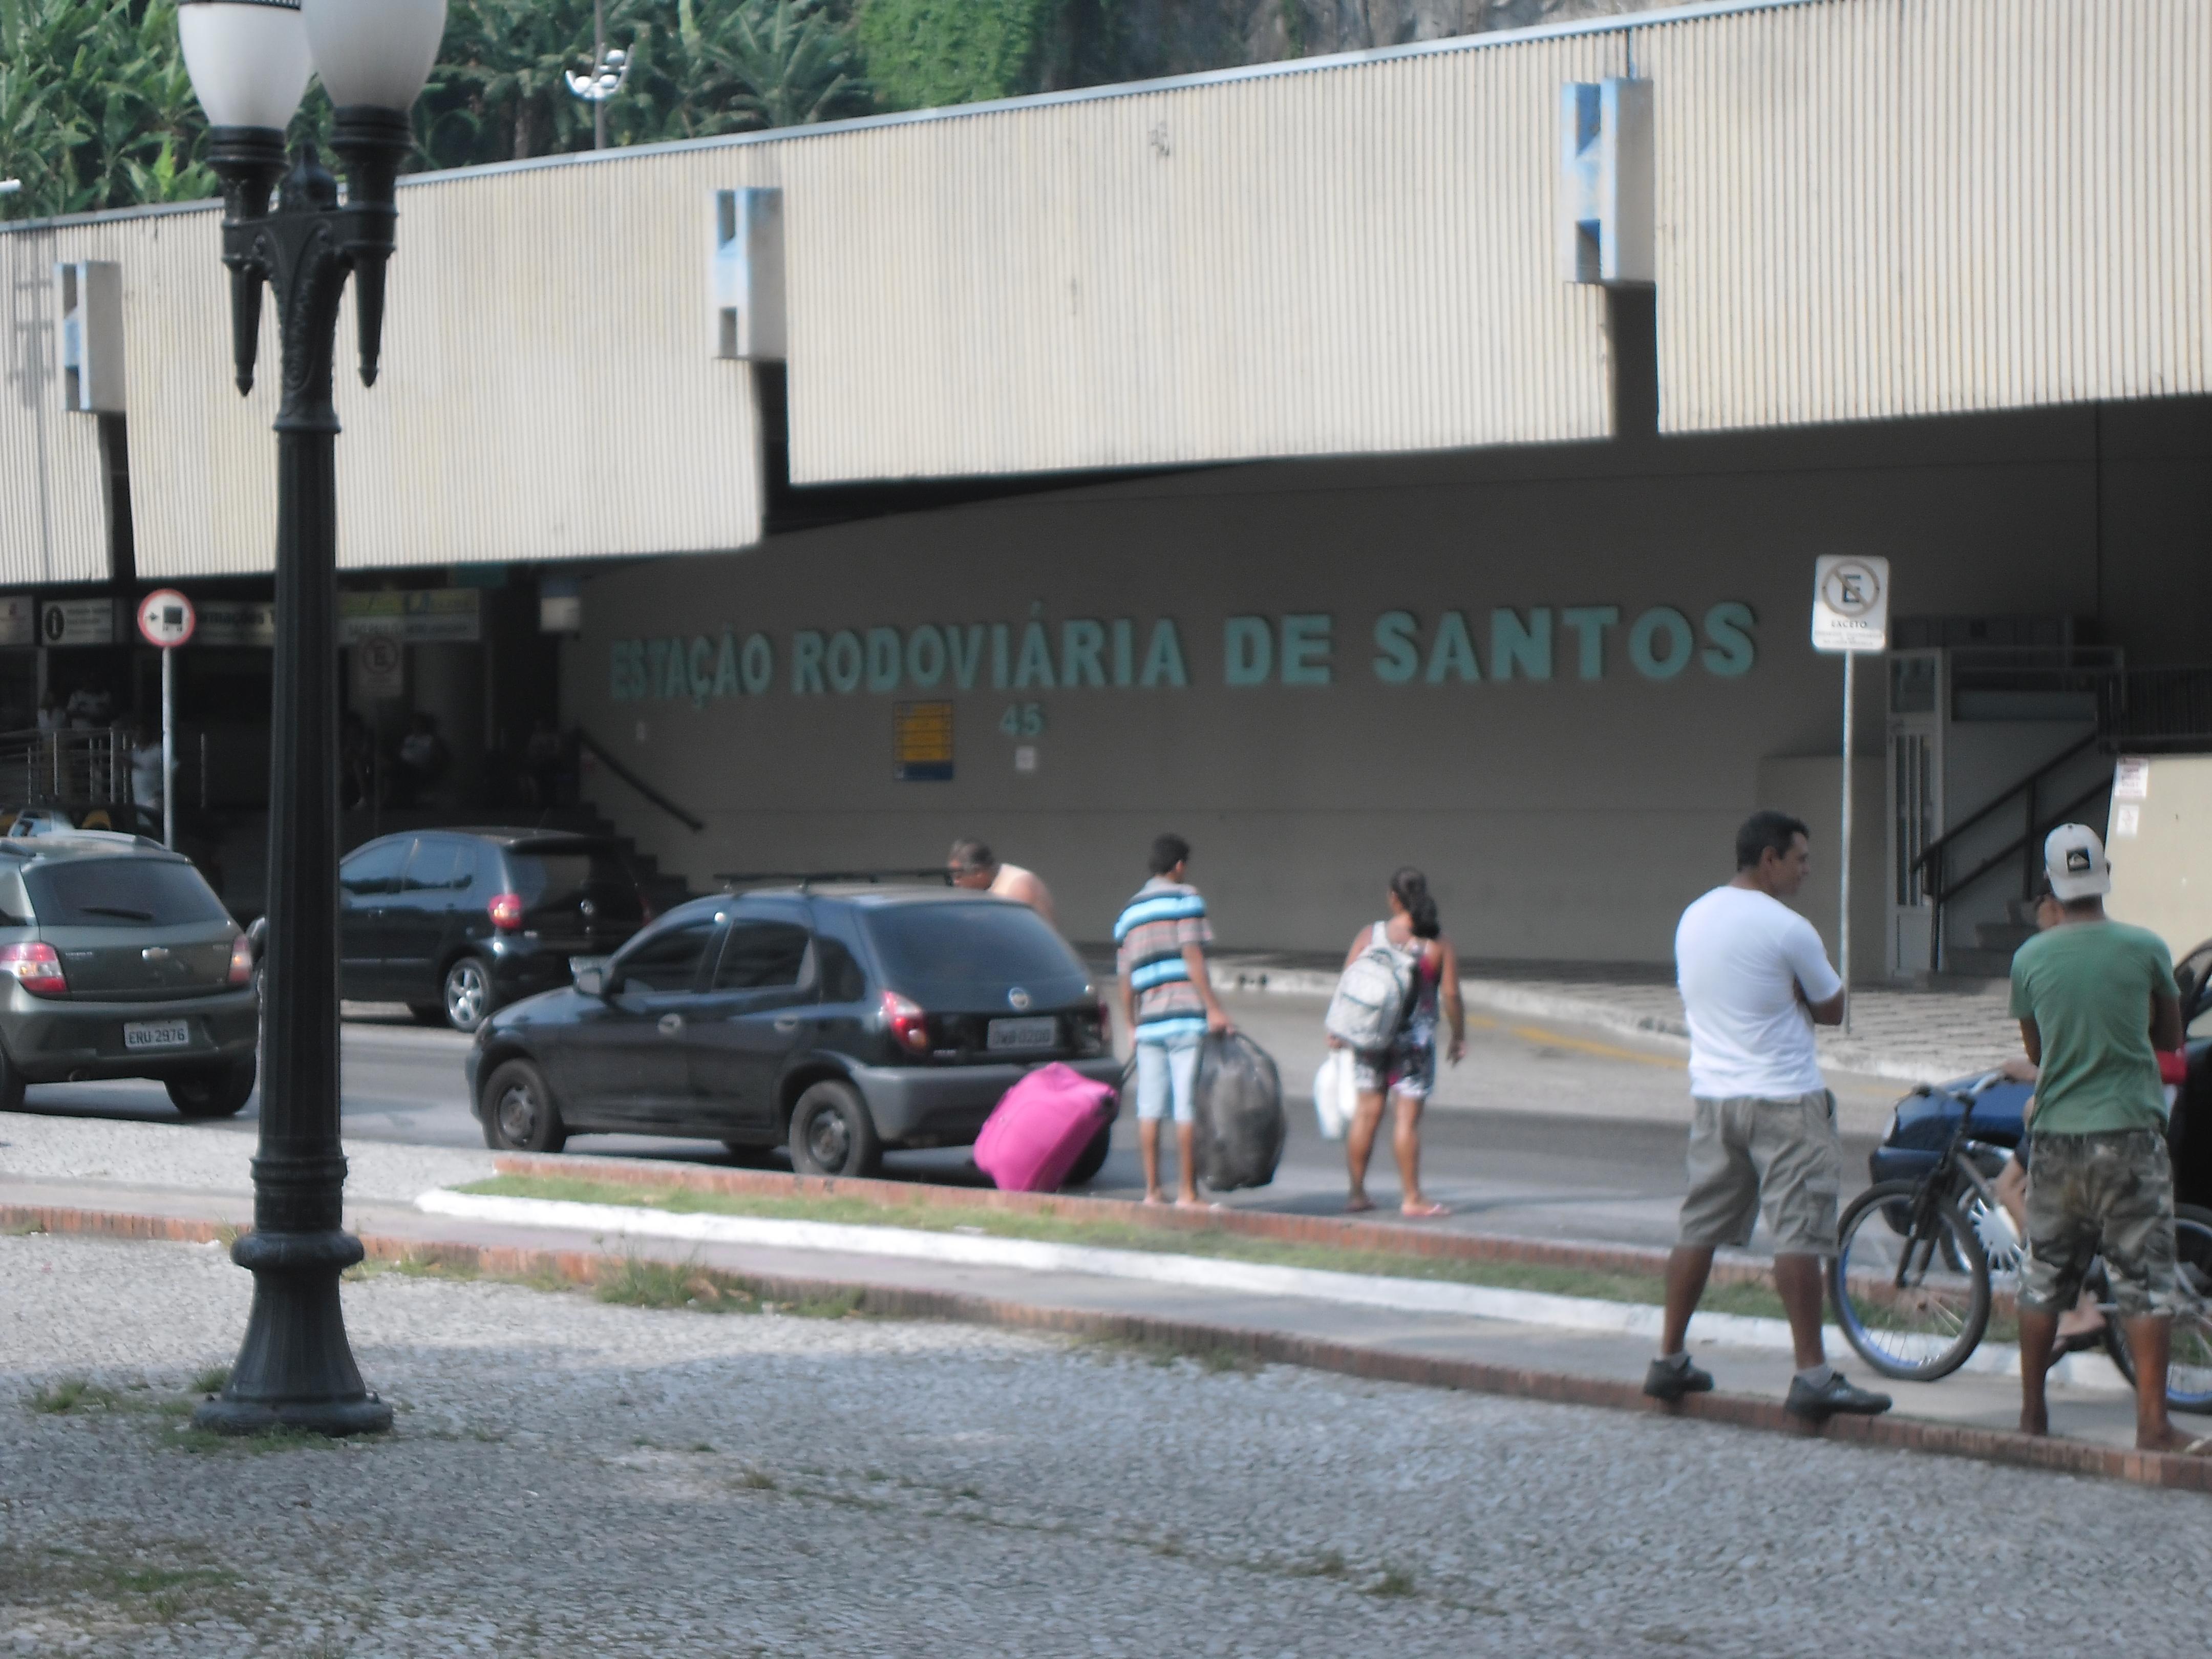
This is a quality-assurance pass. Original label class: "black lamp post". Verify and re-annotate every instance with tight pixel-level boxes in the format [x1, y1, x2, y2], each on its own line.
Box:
[177, 0, 448, 1437]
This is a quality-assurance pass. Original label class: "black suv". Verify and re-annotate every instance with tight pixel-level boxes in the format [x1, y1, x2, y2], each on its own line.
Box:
[337, 830, 648, 1032]
[466, 883, 1121, 1178]
[0, 833, 259, 1116]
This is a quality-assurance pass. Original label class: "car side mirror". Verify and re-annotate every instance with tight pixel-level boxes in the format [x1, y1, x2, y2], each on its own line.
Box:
[571, 958, 611, 997]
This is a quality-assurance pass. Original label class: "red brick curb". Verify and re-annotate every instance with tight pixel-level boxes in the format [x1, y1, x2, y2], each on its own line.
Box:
[491, 1153, 1778, 1289]
[6, 1199, 2204, 1495]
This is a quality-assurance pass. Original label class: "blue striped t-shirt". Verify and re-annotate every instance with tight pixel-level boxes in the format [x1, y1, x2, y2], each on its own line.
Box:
[1113, 879, 1213, 1043]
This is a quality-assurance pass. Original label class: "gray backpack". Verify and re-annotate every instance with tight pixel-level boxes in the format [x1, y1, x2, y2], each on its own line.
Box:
[1324, 923, 1416, 1050]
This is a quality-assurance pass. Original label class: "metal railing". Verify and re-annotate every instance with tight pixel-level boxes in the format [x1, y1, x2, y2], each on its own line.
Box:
[1909, 734, 2104, 974]
[575, 727, 704, 833]
[0, 726, 211, 820]
[2100, 668, 2212, 753]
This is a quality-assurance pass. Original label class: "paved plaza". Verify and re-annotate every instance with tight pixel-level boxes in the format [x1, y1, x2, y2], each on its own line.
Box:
[5, 1231, 2208, 1658]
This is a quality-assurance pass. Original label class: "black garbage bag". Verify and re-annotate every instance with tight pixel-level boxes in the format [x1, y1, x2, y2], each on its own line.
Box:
[1192, 1032, 1285, 1192]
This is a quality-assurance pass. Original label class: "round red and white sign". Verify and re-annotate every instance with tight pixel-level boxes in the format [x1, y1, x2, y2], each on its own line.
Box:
[136, 589, 196, 649]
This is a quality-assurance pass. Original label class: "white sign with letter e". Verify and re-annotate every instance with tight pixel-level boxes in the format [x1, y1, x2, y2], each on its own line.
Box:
[1811, 556, 1890, 653]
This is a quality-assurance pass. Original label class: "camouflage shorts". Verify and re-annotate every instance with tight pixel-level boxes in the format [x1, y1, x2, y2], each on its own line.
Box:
[2020, 1129, 2183, 1318]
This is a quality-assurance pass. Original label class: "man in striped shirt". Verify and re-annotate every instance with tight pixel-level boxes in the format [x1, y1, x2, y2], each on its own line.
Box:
[1114, 833, 1233, 1206]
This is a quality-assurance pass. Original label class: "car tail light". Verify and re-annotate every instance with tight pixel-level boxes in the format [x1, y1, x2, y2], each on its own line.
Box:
[488, 892, 524, 932]
[228, 934, 254, 986]
[0, 942, 68, 996]
[881, 990, 930, 1054]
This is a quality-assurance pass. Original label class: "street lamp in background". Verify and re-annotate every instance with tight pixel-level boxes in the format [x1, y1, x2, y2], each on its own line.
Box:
[565, 0, 631, 151]
[175, 0, 446, 1437]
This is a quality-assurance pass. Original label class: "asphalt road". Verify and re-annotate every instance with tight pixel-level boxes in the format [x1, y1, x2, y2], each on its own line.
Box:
[5, 992, 1903, 1253]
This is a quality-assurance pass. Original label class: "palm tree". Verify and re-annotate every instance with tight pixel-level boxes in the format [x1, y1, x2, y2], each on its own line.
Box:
[719, 0, 867, 129]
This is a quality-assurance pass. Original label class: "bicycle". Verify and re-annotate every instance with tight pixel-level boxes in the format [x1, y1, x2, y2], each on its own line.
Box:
[1831, 1072, 2212, 1411]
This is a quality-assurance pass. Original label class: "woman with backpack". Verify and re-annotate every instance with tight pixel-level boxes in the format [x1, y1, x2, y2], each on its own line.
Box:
[1331, 867, 1465, 1217]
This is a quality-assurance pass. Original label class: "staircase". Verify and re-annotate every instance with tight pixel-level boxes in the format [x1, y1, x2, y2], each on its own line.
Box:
[1942, 897, 2043, 980]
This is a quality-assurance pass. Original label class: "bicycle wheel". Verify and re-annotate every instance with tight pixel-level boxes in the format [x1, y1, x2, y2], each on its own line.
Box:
[1832, 1179, 1992, 1381]
[2100, 1204, 2212, 1414]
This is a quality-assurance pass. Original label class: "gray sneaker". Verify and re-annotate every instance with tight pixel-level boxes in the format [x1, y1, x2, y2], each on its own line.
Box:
[1784, 1370, 1892, 1420]
[1643, 1356, 1714, 1401]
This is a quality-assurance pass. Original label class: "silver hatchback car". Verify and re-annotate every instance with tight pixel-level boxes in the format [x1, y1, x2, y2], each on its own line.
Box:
[0, 833, 259, 1117]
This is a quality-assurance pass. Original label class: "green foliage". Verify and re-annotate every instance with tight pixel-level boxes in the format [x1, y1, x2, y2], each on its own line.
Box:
[0, 0, 214, 219]
[1, 0, 870, 217]
[858, 0, 1058, 111]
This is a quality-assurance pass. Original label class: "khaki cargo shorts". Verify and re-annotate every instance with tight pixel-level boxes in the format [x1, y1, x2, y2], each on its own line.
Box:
[1678, 1090, 1843, 1255]
[2020, 1129, 2183, 1318]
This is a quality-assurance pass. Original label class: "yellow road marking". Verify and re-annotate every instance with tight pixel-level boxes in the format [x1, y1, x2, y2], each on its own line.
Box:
[1463, 1012, 1685, 1069]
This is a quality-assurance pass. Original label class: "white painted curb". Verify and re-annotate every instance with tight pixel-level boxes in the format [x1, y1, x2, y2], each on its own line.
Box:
[415, 1188, 2124, 1391]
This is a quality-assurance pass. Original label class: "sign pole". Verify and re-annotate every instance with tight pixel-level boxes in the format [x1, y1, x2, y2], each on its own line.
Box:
[1810, 555, 1889, 1033]
[1840, 651, 1854, 1035]
[135, 590, 196, 848]
[160, 646, 175, 849]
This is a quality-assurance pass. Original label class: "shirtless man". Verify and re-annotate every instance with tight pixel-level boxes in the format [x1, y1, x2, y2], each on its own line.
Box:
[948, 838, 1057, 931]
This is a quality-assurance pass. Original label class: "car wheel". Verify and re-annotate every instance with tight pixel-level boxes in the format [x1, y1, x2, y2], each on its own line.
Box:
[442, 958, 493, 1033]
[481, 1059, 567, 1154]
[1061, 1121, 1113, 1188]
[167, 1055, 257, 1119]
[788, 1080, 881, 1179]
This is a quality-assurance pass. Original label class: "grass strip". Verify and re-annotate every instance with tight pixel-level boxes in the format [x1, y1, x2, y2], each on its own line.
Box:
[454, 1174, 1791, 1322]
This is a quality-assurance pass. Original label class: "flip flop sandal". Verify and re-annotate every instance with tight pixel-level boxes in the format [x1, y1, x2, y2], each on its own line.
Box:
[2048, 1327, 2107, 1363]
[1400, 1202, 1452, 1219]
[2178, 1436, 2212, 1458]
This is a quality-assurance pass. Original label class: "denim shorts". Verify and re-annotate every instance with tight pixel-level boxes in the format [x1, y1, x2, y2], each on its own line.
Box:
[1135, 1032, 1201, 1124]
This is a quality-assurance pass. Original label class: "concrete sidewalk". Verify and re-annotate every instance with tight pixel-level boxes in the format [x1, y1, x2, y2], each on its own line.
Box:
[1187, 950, 2022, 1088]
[6, 1157, 2203, 1494]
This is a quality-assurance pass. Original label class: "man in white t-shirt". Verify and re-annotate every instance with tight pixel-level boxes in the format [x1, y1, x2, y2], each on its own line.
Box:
[1644, 811, 1892, 1421]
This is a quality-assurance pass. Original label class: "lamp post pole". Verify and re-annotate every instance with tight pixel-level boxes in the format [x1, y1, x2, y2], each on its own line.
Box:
[176, 0, 448, 1438]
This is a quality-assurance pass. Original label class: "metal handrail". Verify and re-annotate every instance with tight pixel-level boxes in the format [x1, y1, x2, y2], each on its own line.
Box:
[574, 727, 704, 833]
[1908, 732, 2097, 880]
[1915, 736, 2108, 974]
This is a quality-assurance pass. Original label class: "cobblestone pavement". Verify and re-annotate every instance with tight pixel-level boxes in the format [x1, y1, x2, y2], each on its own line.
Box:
[5, 1235, 2209, 1658]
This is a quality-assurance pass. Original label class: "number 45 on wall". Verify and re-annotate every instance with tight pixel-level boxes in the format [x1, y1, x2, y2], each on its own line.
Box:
[999, 703, 1046, 738]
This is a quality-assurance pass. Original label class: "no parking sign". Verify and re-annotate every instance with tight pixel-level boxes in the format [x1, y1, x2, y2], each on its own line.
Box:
[354, 633, 405, 700]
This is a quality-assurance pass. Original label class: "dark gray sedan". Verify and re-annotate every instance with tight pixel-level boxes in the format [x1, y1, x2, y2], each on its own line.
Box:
[0, 833, 259, 1116]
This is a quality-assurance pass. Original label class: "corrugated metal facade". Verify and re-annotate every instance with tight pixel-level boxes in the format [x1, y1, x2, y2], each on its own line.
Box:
[1647, 0, 2212, 430]
[4, 0, 2209, 574]
[3, 150, 772, 581]
[0, 220, 133, 585]
[777, 29, 1619, 483]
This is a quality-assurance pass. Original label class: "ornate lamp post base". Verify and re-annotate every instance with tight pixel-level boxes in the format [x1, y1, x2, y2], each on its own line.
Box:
[194, 1229, 391, 1436]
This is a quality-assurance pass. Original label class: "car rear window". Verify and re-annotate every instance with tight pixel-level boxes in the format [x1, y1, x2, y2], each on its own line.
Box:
[27, 858, 230, 928]
[508, 848, 642, 918]
[862, 901, 1080, 988]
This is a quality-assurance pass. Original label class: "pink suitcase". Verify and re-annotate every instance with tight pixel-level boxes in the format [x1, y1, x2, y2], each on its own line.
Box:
[973, 1063, 1117, 1193]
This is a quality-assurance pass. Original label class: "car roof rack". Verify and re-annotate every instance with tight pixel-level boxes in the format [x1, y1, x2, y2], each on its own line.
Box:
[715, 867, 955, 892]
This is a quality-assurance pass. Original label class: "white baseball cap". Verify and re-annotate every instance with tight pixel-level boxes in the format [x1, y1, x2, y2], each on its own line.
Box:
[2044, 823, 2112, 901]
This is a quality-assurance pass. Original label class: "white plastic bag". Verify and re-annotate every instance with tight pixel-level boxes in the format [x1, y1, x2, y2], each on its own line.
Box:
[1313, 1048, 1355, 1141]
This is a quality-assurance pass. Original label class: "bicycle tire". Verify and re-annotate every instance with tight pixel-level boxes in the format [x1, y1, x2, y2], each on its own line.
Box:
[1832, 1179, 1992, 1381]
[2098, 1204, 2212, 1415]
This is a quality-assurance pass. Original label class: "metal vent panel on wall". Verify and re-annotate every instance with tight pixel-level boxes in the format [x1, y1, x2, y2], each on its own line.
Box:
[1646, 0, 2212, 431]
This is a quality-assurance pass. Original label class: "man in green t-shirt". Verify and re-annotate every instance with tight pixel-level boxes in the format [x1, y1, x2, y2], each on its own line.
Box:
[2009, 824, 2197, 1453]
